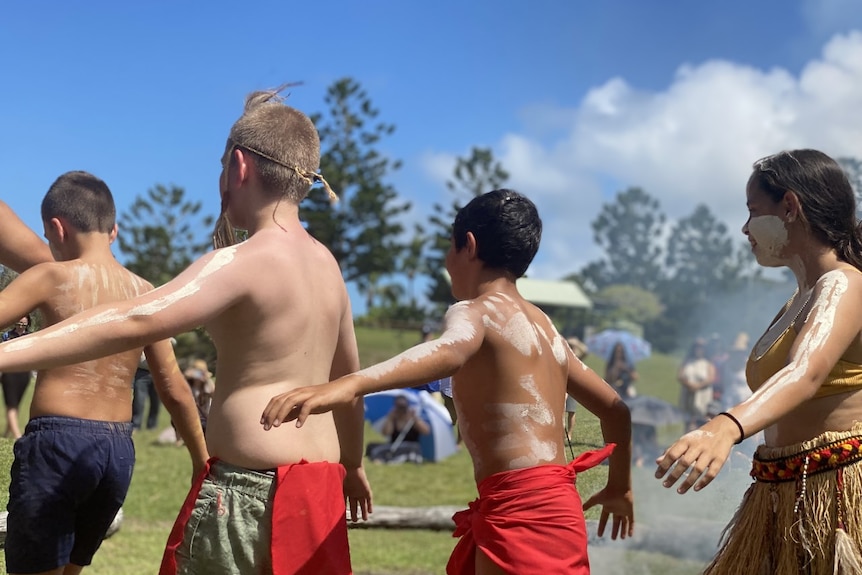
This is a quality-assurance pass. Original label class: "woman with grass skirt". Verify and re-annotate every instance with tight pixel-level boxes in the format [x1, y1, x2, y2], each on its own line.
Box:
[656, 149, 862, 574]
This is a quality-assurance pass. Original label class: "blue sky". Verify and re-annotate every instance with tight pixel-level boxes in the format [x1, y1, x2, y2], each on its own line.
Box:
[4, 1, 862, 314]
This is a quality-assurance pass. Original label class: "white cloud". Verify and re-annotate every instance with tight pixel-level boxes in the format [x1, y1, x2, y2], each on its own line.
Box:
[420, 31, 862, 281]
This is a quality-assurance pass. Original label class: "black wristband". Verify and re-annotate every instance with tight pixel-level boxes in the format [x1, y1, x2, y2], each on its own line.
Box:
[717, 411, 745, 445]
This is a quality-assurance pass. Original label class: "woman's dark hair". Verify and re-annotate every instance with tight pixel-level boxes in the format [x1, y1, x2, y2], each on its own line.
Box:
[452, 189, 542, 278]
[750, 149, 862, 270]
[607, 342, 631, 365]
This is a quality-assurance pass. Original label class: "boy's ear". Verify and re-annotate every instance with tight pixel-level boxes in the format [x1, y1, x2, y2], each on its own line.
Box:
[232, 148, 251, 186]
[49, 217, 68, 243]
[108, 223, 119, 244]
[465, 232, 479, 259]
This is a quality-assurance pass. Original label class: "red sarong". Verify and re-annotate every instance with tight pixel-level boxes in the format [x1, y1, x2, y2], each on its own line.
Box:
[447, 444, 615, 575]
[159, 458, 351, 575]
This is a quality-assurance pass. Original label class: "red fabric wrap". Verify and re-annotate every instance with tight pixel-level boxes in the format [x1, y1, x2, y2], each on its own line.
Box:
[271, 460, 351, 575]
[159, 458, 351, 575]
[447, 443, 615, 575]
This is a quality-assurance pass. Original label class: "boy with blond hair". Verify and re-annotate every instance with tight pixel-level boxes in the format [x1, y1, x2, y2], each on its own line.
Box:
[0, 90, 370, 575]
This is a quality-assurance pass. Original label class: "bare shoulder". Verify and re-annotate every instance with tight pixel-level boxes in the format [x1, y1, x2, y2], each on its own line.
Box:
[443, 298, 486, 328]
[809, 268, 862, 310]
[824, 267, 862, 290]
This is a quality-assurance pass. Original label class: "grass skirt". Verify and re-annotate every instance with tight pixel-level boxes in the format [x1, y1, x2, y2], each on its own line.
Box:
[705, 424, 862, 574]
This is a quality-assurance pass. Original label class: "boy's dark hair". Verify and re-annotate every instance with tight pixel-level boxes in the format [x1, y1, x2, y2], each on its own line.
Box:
[41, 171, 116, 233]
[453, 189, 542, 278]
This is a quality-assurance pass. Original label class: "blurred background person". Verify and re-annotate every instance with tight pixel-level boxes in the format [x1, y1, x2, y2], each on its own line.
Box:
[1, 315, 32, 439]
[365, 394, 431, 464]
[565, 336, 589, 441]
[183, 358, 215, 432]
[605, 341, 639, 398]
[131, 352, 158, 431]
[677, 338, 717, 431]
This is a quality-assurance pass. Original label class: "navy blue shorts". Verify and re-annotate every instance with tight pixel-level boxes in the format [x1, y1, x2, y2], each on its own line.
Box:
[6, 416, 135, 573]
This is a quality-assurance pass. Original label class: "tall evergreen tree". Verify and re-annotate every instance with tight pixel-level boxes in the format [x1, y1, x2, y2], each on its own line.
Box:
[116, 184, 215, 362]
[425, 147, 509, 313]
[300, 78, 409, 306]
[838, 157, 862, 218]
[657, 203, 748, 344]
[117, 184, 214, 286]
[581, 187, 666, 292]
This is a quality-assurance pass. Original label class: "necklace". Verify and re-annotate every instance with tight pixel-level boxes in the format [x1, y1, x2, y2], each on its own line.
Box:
[750, 289, 812, 362]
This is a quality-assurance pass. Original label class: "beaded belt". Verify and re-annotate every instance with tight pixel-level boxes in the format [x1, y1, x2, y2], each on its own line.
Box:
[751, 436, 862, 483]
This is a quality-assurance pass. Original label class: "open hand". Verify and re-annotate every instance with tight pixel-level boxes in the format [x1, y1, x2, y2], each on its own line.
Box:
[582, 487, 634, 540]
[654, 418, 736, 493]
[344, 466, 373, 522]
[260, 378, 358, 430]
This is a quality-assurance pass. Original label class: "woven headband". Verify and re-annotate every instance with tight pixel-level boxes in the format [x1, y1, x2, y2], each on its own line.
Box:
[228, 138, 338, 203]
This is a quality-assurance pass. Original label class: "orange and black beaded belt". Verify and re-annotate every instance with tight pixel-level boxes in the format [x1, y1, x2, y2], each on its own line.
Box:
[751, 436, 862, 482]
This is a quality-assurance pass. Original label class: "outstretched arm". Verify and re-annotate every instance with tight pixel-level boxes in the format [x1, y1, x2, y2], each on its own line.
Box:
[328, 297, 372, 521]
[568, 351, 634, 539]
[0, 263, 58, 330]
[0, 200, 53, 272]
[0, 246, 247, 373]
[261, 300, 485, 429]
[145, 340, 209, 480]
[656, 269, 862, 493]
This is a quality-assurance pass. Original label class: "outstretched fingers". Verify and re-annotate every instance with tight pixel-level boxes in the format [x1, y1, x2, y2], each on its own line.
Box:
[655, 442, 723, 493]
[260, 391, 312, 430]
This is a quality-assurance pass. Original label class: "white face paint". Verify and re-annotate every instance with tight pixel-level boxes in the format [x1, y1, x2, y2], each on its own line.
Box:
[358, 301, 478, 380]
[738, 271, 848, 419]
[747, 215, 788, 265]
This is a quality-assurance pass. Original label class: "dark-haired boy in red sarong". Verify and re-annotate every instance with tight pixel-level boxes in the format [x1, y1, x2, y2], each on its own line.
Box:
[262, 189, 634, 574]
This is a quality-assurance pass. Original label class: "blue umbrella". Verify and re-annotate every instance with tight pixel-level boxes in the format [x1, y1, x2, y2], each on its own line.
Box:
[585, 329, 652, 363]
[363, 389, 458, 462]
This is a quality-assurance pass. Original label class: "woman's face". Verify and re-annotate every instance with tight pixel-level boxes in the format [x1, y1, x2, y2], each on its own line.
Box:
[742, 179, 789, 267]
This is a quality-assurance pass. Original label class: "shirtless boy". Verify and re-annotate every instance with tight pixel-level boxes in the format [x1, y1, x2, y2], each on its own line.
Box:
[0, 91, 371, 575]
[262, 189, 634, 574]
[0, 172, 207, 575]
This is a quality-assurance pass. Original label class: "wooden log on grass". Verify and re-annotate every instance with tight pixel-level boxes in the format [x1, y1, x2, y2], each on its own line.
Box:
[347, 505, 460, 530]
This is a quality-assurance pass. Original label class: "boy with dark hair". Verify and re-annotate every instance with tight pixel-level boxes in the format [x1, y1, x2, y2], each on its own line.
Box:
[262, 188, 634, 574]
[0, 171, 207, 575]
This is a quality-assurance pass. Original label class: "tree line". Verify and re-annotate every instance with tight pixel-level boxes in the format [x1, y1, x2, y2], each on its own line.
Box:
[105, 77, 862, 357]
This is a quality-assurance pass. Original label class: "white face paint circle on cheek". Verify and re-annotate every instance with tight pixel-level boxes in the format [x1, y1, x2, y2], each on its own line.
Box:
[747, 215, 789, 263]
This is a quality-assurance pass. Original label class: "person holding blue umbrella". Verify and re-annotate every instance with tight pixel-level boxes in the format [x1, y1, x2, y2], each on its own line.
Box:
[605, 342, 640, 399]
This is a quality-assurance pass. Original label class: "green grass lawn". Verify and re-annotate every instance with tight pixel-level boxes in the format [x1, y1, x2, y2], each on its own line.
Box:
[0, 329, 730, 574]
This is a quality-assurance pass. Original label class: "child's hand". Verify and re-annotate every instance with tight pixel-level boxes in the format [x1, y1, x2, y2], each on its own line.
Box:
[582, 487, 634, 540]
[344, 466, 373, 522]
[260, 378, 357, 429]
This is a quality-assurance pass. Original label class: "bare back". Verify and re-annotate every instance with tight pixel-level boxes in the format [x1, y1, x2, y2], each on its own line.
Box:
[32, 260, 152, 422]
[201, 228, 350, 469]
[451, 292, 570, 483]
